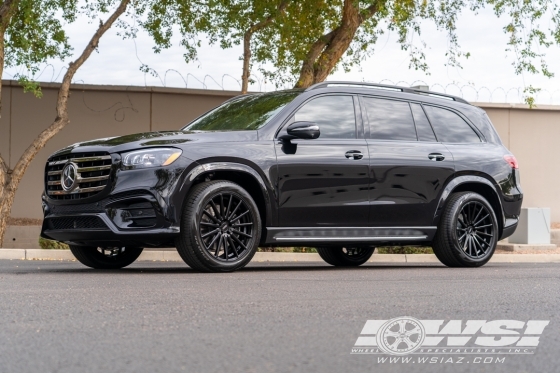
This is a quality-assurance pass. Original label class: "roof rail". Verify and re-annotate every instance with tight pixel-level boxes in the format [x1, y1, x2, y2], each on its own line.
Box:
[305, 81, 470, 105]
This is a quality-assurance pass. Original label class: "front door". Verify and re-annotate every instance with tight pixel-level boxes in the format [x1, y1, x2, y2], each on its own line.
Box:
[275, 95, 370, 227]
[360, 96, 455, 227]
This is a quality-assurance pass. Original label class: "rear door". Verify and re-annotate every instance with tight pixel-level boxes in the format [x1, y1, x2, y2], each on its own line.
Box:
[422, 104, 486, 174]
[360, 96, 455, 227]
[275, 94, 370, 227]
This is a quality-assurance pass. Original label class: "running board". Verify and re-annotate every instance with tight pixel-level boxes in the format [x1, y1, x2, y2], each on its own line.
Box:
[264, 227, 436, 245]
[274, 236, 427, 242]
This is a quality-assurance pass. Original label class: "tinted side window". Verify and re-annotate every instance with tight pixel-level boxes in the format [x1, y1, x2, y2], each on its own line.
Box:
[362, 97, 417, 141]
[424, 106, 481, 143]
[294, 95, 356, 139]
[410, 103, 436, 142]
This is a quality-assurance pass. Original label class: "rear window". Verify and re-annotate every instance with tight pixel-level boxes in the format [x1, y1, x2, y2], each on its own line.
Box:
[362, 97, 417, 141]
[423, 105, 481, 143]
[184, 90, 301, 131]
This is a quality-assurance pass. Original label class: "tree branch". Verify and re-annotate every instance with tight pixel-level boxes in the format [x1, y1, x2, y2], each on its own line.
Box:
[9, 0, 131, 186]
[0, 0, 18, 24]
[242, 1, 289, 93]
[359, 2, 380, 23]
[295, 0, 381, 88]
[0, 153, 7, 175]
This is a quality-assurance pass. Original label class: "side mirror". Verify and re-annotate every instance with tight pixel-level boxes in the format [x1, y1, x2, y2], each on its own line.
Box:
[281, 121, 320, 140]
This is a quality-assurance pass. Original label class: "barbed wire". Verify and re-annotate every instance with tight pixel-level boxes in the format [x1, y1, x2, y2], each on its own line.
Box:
[4, 66, 560, 105]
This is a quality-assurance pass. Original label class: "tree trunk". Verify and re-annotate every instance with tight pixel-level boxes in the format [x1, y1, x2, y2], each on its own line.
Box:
[0, 0, 19, 247]
[240, 1, 288, 94]
[0, 0, 130, 247]
[294, 0, 379, 88]
[241, 29, 252, 94]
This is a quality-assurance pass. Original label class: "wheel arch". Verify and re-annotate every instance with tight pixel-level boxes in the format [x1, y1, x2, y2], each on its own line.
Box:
[181, 161, 274, 239]
[434, 175, 504, 236]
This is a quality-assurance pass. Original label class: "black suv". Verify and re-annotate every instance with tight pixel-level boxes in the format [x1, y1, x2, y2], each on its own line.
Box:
[41, 81, 522, 272]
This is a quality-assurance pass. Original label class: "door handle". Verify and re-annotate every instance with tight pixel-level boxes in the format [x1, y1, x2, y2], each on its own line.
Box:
[428, 153, 445, 161]
[345, 150, 363, 160]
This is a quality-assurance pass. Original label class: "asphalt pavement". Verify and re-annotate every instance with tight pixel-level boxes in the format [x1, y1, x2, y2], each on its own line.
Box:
[0, 260, 558, 373]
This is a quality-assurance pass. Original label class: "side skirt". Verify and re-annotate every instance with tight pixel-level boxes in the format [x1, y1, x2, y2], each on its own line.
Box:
[264, 227, 436, 246]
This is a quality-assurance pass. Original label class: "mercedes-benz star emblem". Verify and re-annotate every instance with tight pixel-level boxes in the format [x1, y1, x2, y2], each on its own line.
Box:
[61, 162, 78, 192]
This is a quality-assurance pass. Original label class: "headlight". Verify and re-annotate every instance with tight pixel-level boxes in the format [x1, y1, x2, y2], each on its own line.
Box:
[121, 148, 182, 170]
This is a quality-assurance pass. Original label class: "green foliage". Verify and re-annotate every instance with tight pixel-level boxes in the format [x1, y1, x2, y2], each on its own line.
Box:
[4, 0, 78, 97]
[132, 1, 204, 63]
[183, 0, 560, 90]
[258, 247, 318, 253]
[523, 85, 541, 108]
[39, 237, 70, 250]
[3, 0, 141, 97]
[377, 246, 434, 254]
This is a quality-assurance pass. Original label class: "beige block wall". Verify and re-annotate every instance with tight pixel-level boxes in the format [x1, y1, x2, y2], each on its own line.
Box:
[1, 81, 560, 222]
[0, 86, 11, 167]
[478, 103, 560, 221]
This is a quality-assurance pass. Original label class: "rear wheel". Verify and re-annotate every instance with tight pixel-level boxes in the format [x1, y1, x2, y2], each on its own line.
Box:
[316, 247, 375, 267]
[176, 180, 262, 272]
[69, 246, 143, 269]
[432, 191, 498, 267]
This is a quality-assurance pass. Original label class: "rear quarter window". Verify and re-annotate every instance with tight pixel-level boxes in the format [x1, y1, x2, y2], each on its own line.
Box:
[424, 105, 481, 143]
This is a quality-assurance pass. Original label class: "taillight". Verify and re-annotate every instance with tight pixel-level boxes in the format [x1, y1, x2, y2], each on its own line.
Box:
[503, 155, 519, 169]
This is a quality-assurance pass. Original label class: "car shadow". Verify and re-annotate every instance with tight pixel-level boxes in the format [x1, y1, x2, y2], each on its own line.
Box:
[38, 262, 446, 275]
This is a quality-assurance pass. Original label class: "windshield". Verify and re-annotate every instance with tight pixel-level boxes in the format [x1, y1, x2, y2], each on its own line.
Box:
[183, 90, 301, 131]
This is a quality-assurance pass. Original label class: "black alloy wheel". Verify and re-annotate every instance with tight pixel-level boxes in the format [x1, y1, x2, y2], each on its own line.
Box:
[432, 191, 498, 267]
[456, 201, 495, 259]
[199, 192, 255, 262]
[69, 245, 143, 269]
[316, 246, 375, 266]
[176, 181, 262, 272]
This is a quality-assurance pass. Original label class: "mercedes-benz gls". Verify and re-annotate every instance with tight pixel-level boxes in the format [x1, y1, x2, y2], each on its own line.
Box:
[41, 82, 522, 272]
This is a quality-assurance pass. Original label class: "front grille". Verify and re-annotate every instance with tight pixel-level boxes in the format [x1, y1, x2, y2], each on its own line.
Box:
[46, 152, 112, 200]
[47, 216, 108, 230]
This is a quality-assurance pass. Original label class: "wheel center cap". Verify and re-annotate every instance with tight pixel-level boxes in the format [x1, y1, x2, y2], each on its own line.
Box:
[220, 222, 229, 232]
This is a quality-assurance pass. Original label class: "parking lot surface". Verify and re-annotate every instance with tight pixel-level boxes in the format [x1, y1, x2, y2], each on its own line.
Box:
[0, 260, 558, 373]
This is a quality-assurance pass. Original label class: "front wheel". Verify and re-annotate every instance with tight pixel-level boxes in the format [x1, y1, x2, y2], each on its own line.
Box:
[176, 180, 262, 272]
[432, 191, 498, 267]
[69, 246, 143, 269]
[316, 247, 375, 267]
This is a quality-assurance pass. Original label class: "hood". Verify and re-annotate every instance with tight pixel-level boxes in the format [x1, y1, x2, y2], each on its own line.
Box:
[50, 130, 258, 158]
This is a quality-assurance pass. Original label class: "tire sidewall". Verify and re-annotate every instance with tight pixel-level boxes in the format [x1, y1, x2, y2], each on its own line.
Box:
[186, 182, 261, 271]
[448, 193, 498, 265]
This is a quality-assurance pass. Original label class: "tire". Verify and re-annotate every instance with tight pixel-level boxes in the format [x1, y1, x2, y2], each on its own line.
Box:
[432, 191, 498, 267]
[69, 246, 143, 269]
[316, 247, 375, 267]
[176, 180, 262, 272]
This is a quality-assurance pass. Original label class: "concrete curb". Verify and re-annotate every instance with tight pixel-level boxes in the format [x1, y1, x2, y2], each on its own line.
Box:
[1, 249, 560, 263]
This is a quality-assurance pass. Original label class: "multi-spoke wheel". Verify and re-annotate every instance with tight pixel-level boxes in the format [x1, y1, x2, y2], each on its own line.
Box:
[433, 191, 498, 267]
[176, 180, 261, 272]
[316, 246, 375, 266]
[69, 245, 143, 269]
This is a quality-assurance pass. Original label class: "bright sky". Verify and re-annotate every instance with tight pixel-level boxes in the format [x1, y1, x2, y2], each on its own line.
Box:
[4, 6, 560, 104]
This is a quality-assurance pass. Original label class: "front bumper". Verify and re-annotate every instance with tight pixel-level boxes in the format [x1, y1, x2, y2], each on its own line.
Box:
[41, 191, 180, 247]
[41, 154, 198, 247]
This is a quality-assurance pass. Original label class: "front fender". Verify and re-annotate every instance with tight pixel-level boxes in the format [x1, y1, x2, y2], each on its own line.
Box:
[174, 161, 275, 227]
